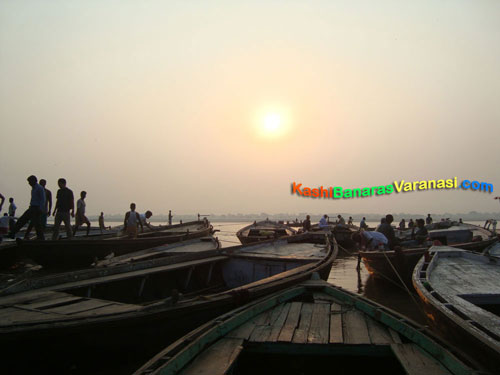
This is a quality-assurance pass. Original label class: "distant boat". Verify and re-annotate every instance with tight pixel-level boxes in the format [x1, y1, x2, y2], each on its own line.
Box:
[413, 246, 500, 374]
[360, 223, 496, 285]
[3, 220, 213, 270]
[0, 232, 337, 373]
[134, 278, 485, 375]
[236, 220, 297, 245]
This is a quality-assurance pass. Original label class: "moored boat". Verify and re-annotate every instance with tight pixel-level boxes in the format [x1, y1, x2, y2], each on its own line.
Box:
[236, 220, 297, 245]
[5, 220, 213, 270]
[360, 223, 496, 285]
[412, 246, 500, 374]
[0, 232, 337, 374]
[134, 278, 486, 375]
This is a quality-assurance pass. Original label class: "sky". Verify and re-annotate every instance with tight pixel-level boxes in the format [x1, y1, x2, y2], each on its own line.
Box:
[1, 1, 499, 216]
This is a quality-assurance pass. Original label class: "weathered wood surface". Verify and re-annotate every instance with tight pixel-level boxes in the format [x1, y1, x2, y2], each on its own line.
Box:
[180, 338, 244, 375]
[427, 249, 500, 338]
[391, 343, 452, 375]
[230, 294, 401, 347]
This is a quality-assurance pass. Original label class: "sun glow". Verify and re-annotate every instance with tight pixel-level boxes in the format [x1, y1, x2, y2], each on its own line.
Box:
[257, 110, 290, 139]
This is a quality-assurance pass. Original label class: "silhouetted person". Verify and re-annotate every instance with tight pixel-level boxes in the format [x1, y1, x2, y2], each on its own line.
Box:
[360, 217, 368, 229]
[139, 210, 153, 231]
[124, 203, 143, 238]
[412, 219, 428, 244]
[40, 179, 52, 226]
[8, 197, 16, 217]
[52, 178, 74, 240]
[25, 178, 52, 237]
[10, 175, 45, 240]
[7, 197, 16, 231]
[399, 218, 406, 230]
[168, 210, 173, 225]
[303, 215, 311, 232]
[98, 212, 110, 233]
[459, 218, 463, 224]
[376, 214, 398, 249]
[73, 191, 91, 236]
[319, 214, 329, 229]
[337, 215, 345, 225]
[426, 214, 433, 225]
[408, 219, 415, 229]
[348, 216, 353, 225]
[0, 213, 10, 236]
[375, 217, 386, 231]
[0, 193, 4, 213]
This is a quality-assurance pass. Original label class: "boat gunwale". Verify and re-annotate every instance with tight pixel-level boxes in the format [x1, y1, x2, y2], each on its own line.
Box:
[412, 247, 500, 352]
[133, 280, 478, 375]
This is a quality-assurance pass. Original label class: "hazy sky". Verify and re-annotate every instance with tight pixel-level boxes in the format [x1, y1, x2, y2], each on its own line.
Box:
[1, 1, 499, 216]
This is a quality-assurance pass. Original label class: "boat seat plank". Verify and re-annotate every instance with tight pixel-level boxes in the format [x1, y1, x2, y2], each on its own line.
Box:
[21, 296, 85, 310]
[277, 302, 302, 342]
[343, 310, 370, 344]
[74, 303, 139, 316]
[365, 316, 394, 345]
[180, 338, 244, 375]
[0, 291, 74, 307]
[44, 299, 115, 315]
[292, 303, 314, 343]
[313, 292, 337, 304]
[391, 343, 452, 375]
[307, 303, 330, 344]
[329, 303, 343, 344]
[0, 307, 63, 324]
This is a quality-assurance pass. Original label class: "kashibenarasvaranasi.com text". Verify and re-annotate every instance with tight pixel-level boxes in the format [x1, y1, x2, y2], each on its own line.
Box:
[291, 178, 493, 199]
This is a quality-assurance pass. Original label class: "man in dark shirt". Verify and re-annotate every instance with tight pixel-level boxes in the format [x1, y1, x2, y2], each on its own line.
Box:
[426, 214, 433, 225]
[10, 175, 45, 240]
[376, 214, 398, 249]
[412, 219, 428, 244]
[52, 178, 74, 240]
[302, 215, 312, 232]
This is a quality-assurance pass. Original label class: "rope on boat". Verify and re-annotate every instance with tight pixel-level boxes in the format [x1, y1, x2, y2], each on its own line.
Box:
[380, 249, 427, 316]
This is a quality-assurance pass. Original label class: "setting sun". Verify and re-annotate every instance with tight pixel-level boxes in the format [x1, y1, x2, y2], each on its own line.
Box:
[263, 113, 282, 133]
[256, 109, 290, 139]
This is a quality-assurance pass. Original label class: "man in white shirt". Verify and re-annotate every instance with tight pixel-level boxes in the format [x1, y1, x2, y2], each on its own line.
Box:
[352, 230, 388, 250]
[73, 191, 91, 236]
[124, 203, 143, 238]
[139, 210, 153, 231]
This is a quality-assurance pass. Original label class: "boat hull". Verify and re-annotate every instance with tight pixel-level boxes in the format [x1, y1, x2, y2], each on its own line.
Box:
[0, 233, 337, 374]
[360, 236, 497, 286]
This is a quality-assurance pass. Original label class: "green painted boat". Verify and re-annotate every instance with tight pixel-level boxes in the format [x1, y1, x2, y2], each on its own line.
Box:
[134, 278, 488, 375]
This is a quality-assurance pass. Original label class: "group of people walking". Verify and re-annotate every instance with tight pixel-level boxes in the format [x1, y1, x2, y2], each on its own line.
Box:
[1, 175, 92, 240]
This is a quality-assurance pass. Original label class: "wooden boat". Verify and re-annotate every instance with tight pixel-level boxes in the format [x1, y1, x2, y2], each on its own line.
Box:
[0, 232, 337, 373]
[236, 220, 297, 245]
[3, 220, 213, 270]
[482, 241, 500, 258]
[134, 278, 486, 375]
[413, 246, 500, 374]
[359, 223, 496, 285]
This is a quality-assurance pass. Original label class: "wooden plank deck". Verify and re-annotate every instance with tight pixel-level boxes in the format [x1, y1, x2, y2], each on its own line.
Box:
[178, 291, 452, 375]
[228, 294, 402, 347]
